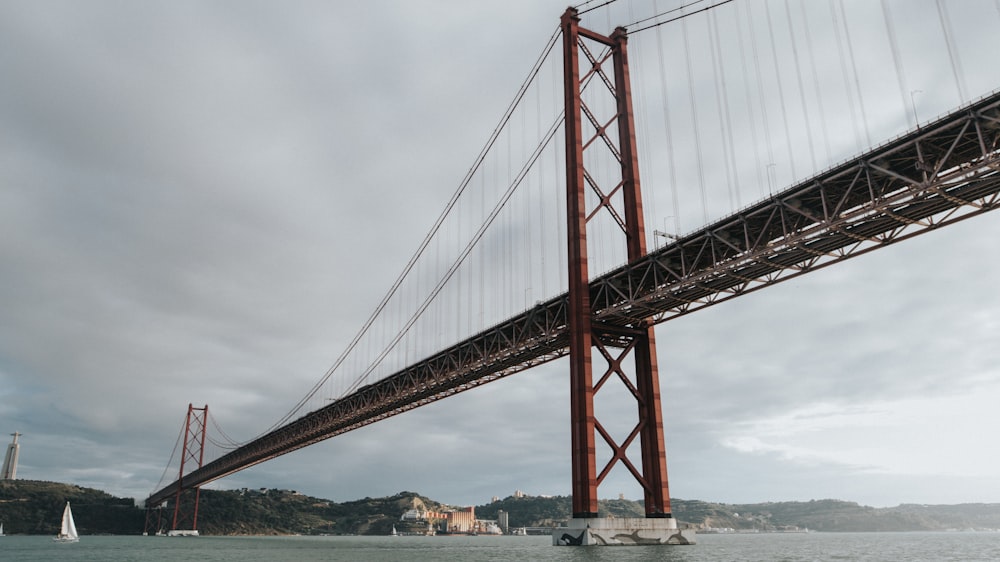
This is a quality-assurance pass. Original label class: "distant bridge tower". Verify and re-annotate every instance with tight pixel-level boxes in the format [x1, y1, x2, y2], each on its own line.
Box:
[556, 8, 692, 546]
[145, 405, 207, 536]
[1, 432, 21, 480]
[171, 404, 207, 535]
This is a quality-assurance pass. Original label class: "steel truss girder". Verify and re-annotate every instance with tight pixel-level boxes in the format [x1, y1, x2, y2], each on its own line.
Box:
[146, 298, 571, 507]
[145, 89, 1000, 510]
[589, 93, 1000, 326]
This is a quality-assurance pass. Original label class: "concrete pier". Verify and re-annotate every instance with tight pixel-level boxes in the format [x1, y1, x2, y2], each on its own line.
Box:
[552, 517, 696, 546]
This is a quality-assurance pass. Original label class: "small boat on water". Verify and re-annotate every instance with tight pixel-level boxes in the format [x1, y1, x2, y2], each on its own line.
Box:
[53, 502, 79, 543]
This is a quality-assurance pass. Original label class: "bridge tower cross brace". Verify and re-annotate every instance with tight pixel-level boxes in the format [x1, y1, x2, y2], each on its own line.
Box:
[561, 8, 672, 520]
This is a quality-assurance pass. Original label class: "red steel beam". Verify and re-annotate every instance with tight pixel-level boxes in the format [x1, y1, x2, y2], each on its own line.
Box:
[611, 26, 672, 518]
[562, 7, 599, 519]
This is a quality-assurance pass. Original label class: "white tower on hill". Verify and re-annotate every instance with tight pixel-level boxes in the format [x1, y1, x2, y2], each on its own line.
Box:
[2, 432, 21, 480]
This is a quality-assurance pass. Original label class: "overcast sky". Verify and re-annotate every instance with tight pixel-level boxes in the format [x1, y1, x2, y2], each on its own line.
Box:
[2, 0, 999, 514]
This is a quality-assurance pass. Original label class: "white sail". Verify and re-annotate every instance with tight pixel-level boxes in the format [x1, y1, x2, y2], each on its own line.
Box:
[53, 502, 79, 543]
[1, 522, 5, 536]
[62, 503, 78, 538]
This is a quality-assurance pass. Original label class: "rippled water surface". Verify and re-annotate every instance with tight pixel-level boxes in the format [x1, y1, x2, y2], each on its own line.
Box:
[1, 532, 999, 561]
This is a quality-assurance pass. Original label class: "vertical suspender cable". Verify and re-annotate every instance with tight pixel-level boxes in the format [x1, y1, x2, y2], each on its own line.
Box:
[631, 24, 658, 247]
[737, 1, 769, 199]
[709, 9, 739, 211]
[479, 170, 486, 331]
[749, 3, 778, 194]
[797, 0, 833, 165]
[522, 104, 530, 309]
[552, 55, 565, 292]
[681, 9, 710, 224]
[653, 0, 683, 237]
[783, 0, 817, 173]
[829, 0, 863, 153]
[934, 0, 967, 104]
[880, 0, 913, 128]
[764, 0, 798, 183]
[836, 0, 872, 148]
[536, 78, 548, 300]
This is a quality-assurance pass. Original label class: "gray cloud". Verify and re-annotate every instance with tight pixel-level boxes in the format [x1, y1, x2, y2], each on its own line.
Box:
[1, 0, 998, 511]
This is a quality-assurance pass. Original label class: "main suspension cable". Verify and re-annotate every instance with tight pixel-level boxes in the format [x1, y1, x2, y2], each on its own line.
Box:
[262, 25, 564, 435]
[626, 0, 735, 35]
[575, 0, 620, 16]
[627, 0, 709, 29]
[150, 414, 187, 497]
[342, 114, 565, 396]
[207, 411, 244, 449]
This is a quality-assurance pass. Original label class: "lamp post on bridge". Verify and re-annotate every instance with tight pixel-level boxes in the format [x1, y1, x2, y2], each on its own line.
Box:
[910, 89, 923, 128]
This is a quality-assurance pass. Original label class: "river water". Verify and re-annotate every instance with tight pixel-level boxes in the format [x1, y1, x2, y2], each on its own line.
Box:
[1, 532, 998, 561]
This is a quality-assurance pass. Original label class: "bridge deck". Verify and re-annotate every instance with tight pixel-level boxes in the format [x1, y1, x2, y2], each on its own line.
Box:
[146, 90, 1000, 508]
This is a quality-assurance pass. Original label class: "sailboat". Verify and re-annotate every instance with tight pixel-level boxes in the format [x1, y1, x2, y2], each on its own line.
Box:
[0, 522, 5, 536]
[53, 502, 79, 543]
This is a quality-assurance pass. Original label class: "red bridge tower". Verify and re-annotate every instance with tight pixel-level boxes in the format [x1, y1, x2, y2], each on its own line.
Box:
[557, 7, 693, 546]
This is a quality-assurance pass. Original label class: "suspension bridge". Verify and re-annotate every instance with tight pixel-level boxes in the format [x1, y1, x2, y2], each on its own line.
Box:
[144, 0, 1000, 544]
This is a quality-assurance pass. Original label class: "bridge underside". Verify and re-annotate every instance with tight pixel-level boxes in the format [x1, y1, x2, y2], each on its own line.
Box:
[146, 90, 1000, 508]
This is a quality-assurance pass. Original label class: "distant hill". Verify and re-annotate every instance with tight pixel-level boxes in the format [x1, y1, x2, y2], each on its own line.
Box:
[0, 479, 140, 535]
[192, 488, 448, 535]
[2, 480, 998, 535]
[670, 498, 1000, 532]
[477, 496, 1000, 532]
